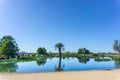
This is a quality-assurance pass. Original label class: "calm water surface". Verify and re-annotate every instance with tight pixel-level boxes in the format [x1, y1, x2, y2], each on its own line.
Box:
[0, 57, 120, 72]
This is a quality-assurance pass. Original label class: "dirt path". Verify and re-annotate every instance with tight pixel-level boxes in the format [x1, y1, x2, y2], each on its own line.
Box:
[0, 69, 120, 80]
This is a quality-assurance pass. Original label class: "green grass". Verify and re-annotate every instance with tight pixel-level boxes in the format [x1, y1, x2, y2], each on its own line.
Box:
[109, 55, 120, 61]
[0, 57, 39, 64]
[0, 53, 119, 64]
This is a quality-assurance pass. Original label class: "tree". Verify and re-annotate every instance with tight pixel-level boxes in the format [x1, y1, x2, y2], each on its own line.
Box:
[78, 48, 90, 56]
[0, 35, 19, 59]
[55, 42, 64, 71]
[37, 47, 47, 56]
[55, 42, 65, 59]
[113, 40, 120, 55]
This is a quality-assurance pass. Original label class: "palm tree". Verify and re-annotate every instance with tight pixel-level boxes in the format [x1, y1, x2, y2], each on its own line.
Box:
[55, 42, 65, 71]
[55, 42, 65, 59]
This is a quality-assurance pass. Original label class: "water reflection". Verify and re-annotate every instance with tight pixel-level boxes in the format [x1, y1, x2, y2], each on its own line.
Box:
[110, 57, 120, 68]
[77, 56, 90, 64]
[36, 57, 47, 66]
[94, 58, 111, 62]
[114, 61, 120, 68]
[55, 57, 64, 71]
[0, 57, 120, 72]
[0, 63, 18, 72]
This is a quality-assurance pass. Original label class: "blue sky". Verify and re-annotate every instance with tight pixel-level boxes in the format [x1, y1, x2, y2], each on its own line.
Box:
[0, 0, 120, 53]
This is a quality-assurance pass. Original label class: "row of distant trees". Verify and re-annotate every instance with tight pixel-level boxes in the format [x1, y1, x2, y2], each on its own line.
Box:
[0, 35, 120, 60]
[37, 46, 91, 56]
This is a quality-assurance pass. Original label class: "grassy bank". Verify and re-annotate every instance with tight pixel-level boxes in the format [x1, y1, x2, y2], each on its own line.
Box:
[0, 53, 119, 64]
[0, 57, 39, 64]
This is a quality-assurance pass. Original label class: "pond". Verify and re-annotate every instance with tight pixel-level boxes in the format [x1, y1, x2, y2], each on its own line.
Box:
[0, 57, 120, 72]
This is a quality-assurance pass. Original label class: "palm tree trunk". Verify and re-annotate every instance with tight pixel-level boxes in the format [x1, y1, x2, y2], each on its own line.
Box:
[59, 48, 62, 59]
[58, 48, 62, 71]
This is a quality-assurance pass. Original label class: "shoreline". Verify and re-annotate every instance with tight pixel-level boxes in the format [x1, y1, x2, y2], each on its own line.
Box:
[0, 67, 118, 74]
[0, 69, 120, 80]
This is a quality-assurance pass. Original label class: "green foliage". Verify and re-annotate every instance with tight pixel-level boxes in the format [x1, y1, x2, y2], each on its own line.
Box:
[37, 47, 47, 55]
[63, 52, 77, 57]
[0, 35, 19, 59]
[78, 48, 90, 55]
[0, 57, 38, 64]
[55, 42, 65, 58]
[91, 53, 98, 58]
[91, 53, 106, 58]
[113, 40, 120, 54]
[110, 55, 120, 61]
[55, 43, 64, 50]
[0, 63, 18, 72]
[47, 53, 59, 58]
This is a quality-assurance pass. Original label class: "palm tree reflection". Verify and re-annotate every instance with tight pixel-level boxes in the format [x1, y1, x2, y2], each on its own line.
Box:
[55, 58, 64, 71]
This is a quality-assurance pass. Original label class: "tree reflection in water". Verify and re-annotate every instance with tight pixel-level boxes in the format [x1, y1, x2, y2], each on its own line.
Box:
[108, 56, 120, 68]
[55, 57, 64, 71]
[77, 56, 90, 64]
[114, 61, 120, 68]
[0, 63, 18, 72]
[36, 57, 47, 66]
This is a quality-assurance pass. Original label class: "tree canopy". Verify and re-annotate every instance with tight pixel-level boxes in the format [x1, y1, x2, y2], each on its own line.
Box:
[78, 48, 90, 55]
[37, 47, 47, 55]
[55, 42, 65, 58]
[0, 35, 19, 59]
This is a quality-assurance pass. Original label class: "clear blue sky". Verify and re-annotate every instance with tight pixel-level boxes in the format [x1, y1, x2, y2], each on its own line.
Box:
[0, 0, 120, 53]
